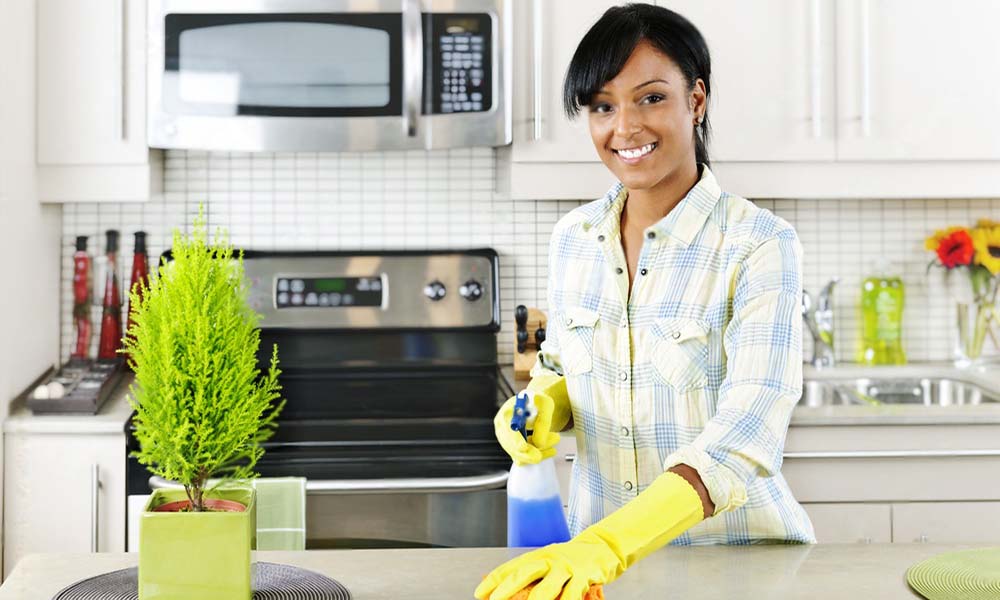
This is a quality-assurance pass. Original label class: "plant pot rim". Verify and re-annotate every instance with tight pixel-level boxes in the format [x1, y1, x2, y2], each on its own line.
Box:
[152, 497, 247, 513]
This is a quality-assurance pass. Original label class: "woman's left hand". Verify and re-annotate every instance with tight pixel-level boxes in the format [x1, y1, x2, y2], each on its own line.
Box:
[474, 533, 618, 600]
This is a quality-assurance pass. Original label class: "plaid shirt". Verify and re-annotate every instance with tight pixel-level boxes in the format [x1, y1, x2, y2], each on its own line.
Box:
[532, 167, 815, 545]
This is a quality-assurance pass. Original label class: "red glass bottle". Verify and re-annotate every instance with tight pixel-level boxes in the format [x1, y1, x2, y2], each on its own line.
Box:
[97, 230, 122, 361]
[71, 236, 92, 360]
[124, 231, 149, 366]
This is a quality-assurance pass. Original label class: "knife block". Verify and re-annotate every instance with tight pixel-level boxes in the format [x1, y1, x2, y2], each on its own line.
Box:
[513, 307, 547, 382]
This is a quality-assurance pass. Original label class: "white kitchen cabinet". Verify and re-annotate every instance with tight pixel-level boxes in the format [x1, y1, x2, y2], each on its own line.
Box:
[835, 0, 1000, 161]
[508, 1, 1000, 199]
[3, 431, 125, 577]
[892, 502, 1000, 544]
[801, 502, 892, 544]
[36, 0, 161, 202]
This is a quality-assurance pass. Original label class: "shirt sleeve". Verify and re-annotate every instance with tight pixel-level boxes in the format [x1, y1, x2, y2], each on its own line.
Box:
[663, 229, 804, 515]
[531, 228, 566, 380]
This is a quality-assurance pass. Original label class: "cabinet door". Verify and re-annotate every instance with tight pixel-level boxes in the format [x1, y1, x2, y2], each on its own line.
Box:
[37, 0, 147, 165]
[658, 0, 836, 161]
[836, 0, 1000, 160]
[801, 502, 891, 544]
[3, 433, 125, 578]
[510, 0, 610, 164]
[892, 502, 1000, 544]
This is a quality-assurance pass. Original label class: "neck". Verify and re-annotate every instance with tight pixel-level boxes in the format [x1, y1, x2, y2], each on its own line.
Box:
[622, 161, 701, 230]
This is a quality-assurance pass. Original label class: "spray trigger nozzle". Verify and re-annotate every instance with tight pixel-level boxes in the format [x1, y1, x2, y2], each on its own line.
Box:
[510, 391, 537, 439]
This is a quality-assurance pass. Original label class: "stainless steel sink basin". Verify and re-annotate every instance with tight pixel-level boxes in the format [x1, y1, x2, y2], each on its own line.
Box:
[800, 377, 1000, 407]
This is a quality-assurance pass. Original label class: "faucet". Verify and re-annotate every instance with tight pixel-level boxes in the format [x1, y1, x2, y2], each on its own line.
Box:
[802, 278, 839, 368]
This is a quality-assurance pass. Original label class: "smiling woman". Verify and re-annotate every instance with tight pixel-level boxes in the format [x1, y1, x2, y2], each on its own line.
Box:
[476, 4, 814, 600]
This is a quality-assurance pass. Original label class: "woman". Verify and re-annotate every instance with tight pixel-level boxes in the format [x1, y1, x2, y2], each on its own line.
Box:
[476, 4, 815, 600]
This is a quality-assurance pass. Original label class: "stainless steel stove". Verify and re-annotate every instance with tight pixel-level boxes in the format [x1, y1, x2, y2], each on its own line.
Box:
[126, 249, 511, 549]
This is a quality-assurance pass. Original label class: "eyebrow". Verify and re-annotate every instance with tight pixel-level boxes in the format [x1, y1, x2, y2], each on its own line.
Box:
[595, 78, 670, 96]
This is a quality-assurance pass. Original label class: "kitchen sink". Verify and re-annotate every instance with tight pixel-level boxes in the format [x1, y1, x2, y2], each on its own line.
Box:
[800, 377, 1000, 407]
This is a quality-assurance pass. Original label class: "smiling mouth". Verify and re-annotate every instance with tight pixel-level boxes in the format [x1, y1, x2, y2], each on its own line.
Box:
[613, 142, 657, 161]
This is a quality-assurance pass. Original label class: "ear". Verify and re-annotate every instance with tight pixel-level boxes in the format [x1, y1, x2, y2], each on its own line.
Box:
[689, 78, 707, 119]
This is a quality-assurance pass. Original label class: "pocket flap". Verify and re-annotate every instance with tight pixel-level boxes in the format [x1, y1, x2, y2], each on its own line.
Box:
[652, 317, 709, 343]
[562, 306, 600, 329]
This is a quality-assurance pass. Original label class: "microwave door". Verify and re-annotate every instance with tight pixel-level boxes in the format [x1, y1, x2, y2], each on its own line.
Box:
[148, 0, 429, 152]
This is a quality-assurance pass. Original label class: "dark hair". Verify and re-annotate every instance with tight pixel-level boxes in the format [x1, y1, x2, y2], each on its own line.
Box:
[563, 3, 712, 166]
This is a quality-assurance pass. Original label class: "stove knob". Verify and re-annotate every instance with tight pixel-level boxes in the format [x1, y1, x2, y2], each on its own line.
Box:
[459, 279, 483, 301]
[423, 280, 447, 301]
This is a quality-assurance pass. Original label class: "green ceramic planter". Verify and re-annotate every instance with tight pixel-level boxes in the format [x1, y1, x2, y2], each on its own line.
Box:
[139, 486, 256, 600]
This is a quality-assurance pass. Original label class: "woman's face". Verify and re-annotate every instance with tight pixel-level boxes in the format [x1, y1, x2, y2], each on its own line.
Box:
[587, 40, 706, 191]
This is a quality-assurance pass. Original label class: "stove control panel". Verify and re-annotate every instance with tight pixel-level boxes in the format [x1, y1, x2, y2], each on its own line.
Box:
[244, 250, 499, 329]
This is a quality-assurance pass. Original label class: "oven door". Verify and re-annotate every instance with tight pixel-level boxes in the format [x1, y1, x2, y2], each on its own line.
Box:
[147, 0, 511, 152]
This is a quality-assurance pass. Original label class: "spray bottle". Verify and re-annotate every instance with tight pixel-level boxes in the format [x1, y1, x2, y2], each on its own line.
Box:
[507, 390, 571, 547]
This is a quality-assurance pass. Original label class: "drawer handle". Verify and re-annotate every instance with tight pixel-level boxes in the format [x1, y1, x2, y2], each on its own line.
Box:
[565, 453, 576, 462]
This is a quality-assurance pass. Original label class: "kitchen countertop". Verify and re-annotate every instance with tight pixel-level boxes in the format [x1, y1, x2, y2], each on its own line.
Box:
[3, 374, 133, 435]
[1, 544, 991, 599]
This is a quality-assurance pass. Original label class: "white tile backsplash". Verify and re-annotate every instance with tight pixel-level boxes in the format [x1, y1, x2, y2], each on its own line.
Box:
[62, 150, 1000, 367]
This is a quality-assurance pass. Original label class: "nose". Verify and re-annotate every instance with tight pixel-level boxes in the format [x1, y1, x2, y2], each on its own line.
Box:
[613, 105, 643, 138]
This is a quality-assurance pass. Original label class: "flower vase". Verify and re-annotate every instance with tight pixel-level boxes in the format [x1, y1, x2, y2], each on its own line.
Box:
[954, 299, 997, 368]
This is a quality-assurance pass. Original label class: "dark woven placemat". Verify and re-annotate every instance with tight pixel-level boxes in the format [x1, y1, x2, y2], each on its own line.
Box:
[52, 561, 351, 600]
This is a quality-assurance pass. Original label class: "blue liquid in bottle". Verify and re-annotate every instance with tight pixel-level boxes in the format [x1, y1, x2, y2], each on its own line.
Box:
[507, 495, 571, 547]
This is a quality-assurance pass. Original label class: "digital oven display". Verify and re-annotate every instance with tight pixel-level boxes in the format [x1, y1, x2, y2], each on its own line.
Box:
[274, 276, 383, 308]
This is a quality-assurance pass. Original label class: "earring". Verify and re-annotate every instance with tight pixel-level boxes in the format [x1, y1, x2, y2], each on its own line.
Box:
[695, 115, 704, 126]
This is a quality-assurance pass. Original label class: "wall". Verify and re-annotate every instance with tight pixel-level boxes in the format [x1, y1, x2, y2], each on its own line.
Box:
[0, 0, 64, 577]
[61, 150, 1000, 366]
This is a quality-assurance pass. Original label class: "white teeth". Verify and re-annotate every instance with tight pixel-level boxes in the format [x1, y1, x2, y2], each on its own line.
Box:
[617, 143, 655, 159]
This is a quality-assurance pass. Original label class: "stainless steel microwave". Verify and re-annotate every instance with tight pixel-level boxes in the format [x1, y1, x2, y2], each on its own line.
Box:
[147, 0, 511, 152]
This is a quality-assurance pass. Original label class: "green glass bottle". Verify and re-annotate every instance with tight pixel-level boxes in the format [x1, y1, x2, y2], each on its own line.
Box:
[859, 260, 907, 365]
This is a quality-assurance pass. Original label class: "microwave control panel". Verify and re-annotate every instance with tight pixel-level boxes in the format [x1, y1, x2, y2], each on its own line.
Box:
[430, 14, 493, 114]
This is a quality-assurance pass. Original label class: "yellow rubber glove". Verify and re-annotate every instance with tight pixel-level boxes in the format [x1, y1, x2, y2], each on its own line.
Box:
[493, 375, 572, 465]
[475, 471, 705, 600]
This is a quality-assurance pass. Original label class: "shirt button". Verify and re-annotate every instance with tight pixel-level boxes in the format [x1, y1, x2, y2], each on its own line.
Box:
[621, 426, 630, 437]
[619, 370, 629, 382]
[624, 481, 634, 491]
[597, 235, 606, 242]
[646, 231, 656, 240]
[672, 331, 681, 340]
[640, 268, 648, 276]
[616, 267, 623, 274]
[565, 317, 574, 326]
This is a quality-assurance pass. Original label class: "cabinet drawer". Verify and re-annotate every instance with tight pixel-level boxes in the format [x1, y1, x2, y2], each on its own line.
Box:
[554, 436, 576, 507]
[801, 503, 891, 544]
[892, 502, 1000, 544]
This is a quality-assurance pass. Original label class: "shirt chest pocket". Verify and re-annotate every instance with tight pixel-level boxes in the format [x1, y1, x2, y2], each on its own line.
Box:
[558, 306, 600, 376]
[650, 318, 710, 392]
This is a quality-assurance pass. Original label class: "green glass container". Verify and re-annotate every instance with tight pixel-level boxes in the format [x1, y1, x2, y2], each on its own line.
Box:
[859, 262, 907, 365]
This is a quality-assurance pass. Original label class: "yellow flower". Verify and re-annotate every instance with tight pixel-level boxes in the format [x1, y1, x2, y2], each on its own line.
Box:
[975, 218, 1000, 229]
[925, 226, 967, 251]
[970, 224, 1000, 275]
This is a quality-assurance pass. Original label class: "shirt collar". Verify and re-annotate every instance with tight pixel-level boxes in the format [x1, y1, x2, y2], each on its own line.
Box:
[582, 165, 723, 247]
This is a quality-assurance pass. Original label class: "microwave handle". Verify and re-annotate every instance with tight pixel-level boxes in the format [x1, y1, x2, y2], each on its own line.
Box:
[402, 0, 423, 137]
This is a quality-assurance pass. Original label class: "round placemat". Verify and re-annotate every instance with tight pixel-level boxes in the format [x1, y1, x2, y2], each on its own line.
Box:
[907, 547, 1000, 600]
[51, 562, 351, 600]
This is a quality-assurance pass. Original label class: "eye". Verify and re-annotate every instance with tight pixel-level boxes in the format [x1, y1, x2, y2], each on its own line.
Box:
[590, 102, 613, 114]
[641, 94, 665, 105]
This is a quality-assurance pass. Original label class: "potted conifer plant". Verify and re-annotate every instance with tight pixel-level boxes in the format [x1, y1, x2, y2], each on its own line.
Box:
[123, 211, 283, 600]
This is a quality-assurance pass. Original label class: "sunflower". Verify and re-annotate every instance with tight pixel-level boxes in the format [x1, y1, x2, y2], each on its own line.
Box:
[970, 224, 1000, 275]
[925, 226, 967, 251]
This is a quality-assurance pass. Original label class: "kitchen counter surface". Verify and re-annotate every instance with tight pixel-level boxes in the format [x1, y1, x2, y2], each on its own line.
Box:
[3, 374, 133, 435]
[1, 544, 990, 599]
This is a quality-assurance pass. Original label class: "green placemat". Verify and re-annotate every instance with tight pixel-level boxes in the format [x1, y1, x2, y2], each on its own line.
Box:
[907, 547, 1000, 600]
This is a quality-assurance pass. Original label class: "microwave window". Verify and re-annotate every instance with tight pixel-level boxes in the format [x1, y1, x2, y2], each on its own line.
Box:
[164, 14, 403, 117]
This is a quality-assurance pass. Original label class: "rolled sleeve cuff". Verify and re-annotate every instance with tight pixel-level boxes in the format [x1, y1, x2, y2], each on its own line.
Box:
[663, 446, 749, 516]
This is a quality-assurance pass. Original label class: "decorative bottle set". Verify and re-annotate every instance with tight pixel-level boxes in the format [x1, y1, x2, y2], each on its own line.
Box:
[71, 230, 149, 365]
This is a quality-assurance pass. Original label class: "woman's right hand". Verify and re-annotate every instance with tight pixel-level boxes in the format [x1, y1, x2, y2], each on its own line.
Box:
[493, 392, 560, 464]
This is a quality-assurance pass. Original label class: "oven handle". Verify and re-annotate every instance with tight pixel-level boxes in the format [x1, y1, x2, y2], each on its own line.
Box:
[149, 470, 510, 495]
[402, 0, 423, 137]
